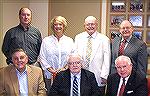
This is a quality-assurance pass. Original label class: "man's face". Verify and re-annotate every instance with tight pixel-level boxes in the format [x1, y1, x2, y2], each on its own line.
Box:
[53, 20, 64, 35]
[19, 8, 32, 26]
[115, 59, 132, 78]
[12, 51, 28, 72]
[68, 56, 82, 74]
[119, 20, 134, 39]
[84, 18, 97, 36]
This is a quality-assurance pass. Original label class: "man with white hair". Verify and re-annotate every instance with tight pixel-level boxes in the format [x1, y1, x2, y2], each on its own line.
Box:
[75, 16, 111, 95]
[106, 55, 147, 96]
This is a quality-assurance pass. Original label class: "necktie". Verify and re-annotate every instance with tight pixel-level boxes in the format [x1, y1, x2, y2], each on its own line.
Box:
[118, 39, 126, 56]
[119, 78, 126, 96]
[85, 36, 92, 69]
[72, 76, 78, 96]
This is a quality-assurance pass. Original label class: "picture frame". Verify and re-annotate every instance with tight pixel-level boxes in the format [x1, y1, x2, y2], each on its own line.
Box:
[110, 15, 125, 28]
[129, 15, 143, 27]
[110, 0, 126, 12]
[133, 30, 143, 40]
[129, 0, 144, 12]
[110, 30, 120, 40]
[146, 30, 150, 45]
[147, 15, 150, 27]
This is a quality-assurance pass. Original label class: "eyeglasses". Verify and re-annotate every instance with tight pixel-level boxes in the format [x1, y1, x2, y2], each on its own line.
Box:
[120, 27, 132, 30]
[68, 61, 82, 65]
[116, 65, 128, 70]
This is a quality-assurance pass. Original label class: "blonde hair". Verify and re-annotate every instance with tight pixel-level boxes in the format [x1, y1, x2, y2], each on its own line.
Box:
[51, 16, 67, 31]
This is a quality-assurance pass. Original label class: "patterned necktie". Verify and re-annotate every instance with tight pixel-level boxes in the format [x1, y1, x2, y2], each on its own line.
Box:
[72, 76, 78, 96]
[119, 78, 126, 96]
[118, 39, 126, 56]
[85, 36, 92, 69]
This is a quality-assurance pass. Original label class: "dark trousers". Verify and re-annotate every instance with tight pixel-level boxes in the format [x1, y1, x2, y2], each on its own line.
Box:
[44, 78, 51, 95]
[99, 86, 106, 96]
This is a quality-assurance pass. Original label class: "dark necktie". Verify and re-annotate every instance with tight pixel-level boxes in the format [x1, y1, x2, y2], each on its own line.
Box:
[119, 39, 126, 56]
[72, 76, 78, 96]
[119, 78, 126, 96]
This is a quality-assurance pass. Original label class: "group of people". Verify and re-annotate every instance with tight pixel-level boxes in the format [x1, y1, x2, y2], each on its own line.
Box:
[0, 7, 148, 96]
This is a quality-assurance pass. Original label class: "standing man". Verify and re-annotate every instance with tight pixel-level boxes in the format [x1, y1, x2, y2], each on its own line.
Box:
[75, 16, 111, 95]
[106, 55, 147, 96]
[110, 20, 148, 77]
[49, 53, 100, 96]
[2, 7, 42, 65]
[0, 48, 46, 96]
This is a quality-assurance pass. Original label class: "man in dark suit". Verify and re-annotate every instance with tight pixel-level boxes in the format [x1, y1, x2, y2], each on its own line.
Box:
[49, 53, 100, 96]
[110, 20, 148, 78]
[106, 55, 148, 96]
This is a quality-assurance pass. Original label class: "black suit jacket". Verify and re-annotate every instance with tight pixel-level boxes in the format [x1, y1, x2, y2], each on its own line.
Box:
[49, 69, 100, 96]
[106, 69, 148, 96]
[110, 35, 148, 77]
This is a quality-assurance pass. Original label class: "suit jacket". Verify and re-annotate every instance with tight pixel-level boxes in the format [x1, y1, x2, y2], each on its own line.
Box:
[49, 69, 100, 96]
[75, 32, 111, 86]
[106, 69, 148, 96]
[0, 65, 46, 96]
[111, 35, 148, 77]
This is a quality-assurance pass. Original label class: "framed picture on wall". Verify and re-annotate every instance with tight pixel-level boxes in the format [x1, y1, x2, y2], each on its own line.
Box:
[110, 15, 125, 28]
[146, 30, 150, 45]
[133, 30, 143, 40]
[129, 15, 143, 27]
[129, 0, 144, 12]
[111, 1, 126, 12]
[147, 15, 150, 27]
[110, 29, 120, 39]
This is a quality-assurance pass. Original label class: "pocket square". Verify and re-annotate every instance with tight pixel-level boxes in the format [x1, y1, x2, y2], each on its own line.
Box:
[127, 90, 133, 94]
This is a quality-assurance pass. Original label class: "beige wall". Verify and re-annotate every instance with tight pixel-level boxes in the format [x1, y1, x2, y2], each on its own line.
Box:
[49, 0, 102, 39]
[0, 0, 48, 68]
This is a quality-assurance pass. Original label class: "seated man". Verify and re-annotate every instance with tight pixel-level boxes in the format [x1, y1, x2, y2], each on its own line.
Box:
[0, 48, 46, 96]
[49, 53, 100, 96]
[106, 55, 147, 96]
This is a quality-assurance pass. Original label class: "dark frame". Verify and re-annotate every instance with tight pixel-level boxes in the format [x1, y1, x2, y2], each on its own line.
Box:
[110, 15, 125, 28]
[129, 0, 144, 12]
[110, 0, 126, 12]
[146, 30, 150, 46]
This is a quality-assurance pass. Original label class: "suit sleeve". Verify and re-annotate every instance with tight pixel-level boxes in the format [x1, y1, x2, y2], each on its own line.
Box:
[137, 42, 148, 77]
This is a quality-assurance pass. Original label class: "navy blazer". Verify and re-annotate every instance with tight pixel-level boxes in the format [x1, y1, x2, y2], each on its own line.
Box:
[110, 35, 148, 77]
[49, 68, 100, 96]
[106, 69, 148, 96]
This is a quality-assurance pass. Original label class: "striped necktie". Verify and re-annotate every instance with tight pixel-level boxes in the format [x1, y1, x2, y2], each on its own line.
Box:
[72, 76, 78, 96]
[118, 39, 126, 56]
[85, 36, 92, 69]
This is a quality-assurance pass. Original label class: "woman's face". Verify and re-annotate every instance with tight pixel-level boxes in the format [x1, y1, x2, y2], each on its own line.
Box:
[53, 20, 64, 35]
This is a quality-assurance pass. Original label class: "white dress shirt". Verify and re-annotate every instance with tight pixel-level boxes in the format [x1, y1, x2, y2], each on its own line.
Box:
[16, 67, 28, 96]
[75, 31, 111, 86]
[39, 35, 74, 79]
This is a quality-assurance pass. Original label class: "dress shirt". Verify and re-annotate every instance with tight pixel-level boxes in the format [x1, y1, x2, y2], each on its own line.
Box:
[39, 35, 74, 79]
[120, 35, 132, 49]
[16, 67, 28, 96]
[117, 76, 130, 96]
[75, 31, 110, 86]
[2, 24, 42, 64]
[70, 72, 81, 96]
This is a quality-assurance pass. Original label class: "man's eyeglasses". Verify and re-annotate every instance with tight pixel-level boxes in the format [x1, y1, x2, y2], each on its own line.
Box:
[120, 27, 132, 30]
[68, 61, 82, 65]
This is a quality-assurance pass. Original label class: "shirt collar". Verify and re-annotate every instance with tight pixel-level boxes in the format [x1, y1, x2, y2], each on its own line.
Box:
[121, 35, 132, 43]
[71, 71, 81, 79]
[86, 31, 97, 39]
[16, 65, 27, 75]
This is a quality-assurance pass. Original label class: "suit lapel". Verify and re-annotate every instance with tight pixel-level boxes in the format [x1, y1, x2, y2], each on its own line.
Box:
[124, 36, 135, 54]
[112, 36, 121, 57]
[10, 66, 20, 94]
[26, 66, 32, 95]
[80, 69, 86, 95]
[113, 74, 120, 96]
